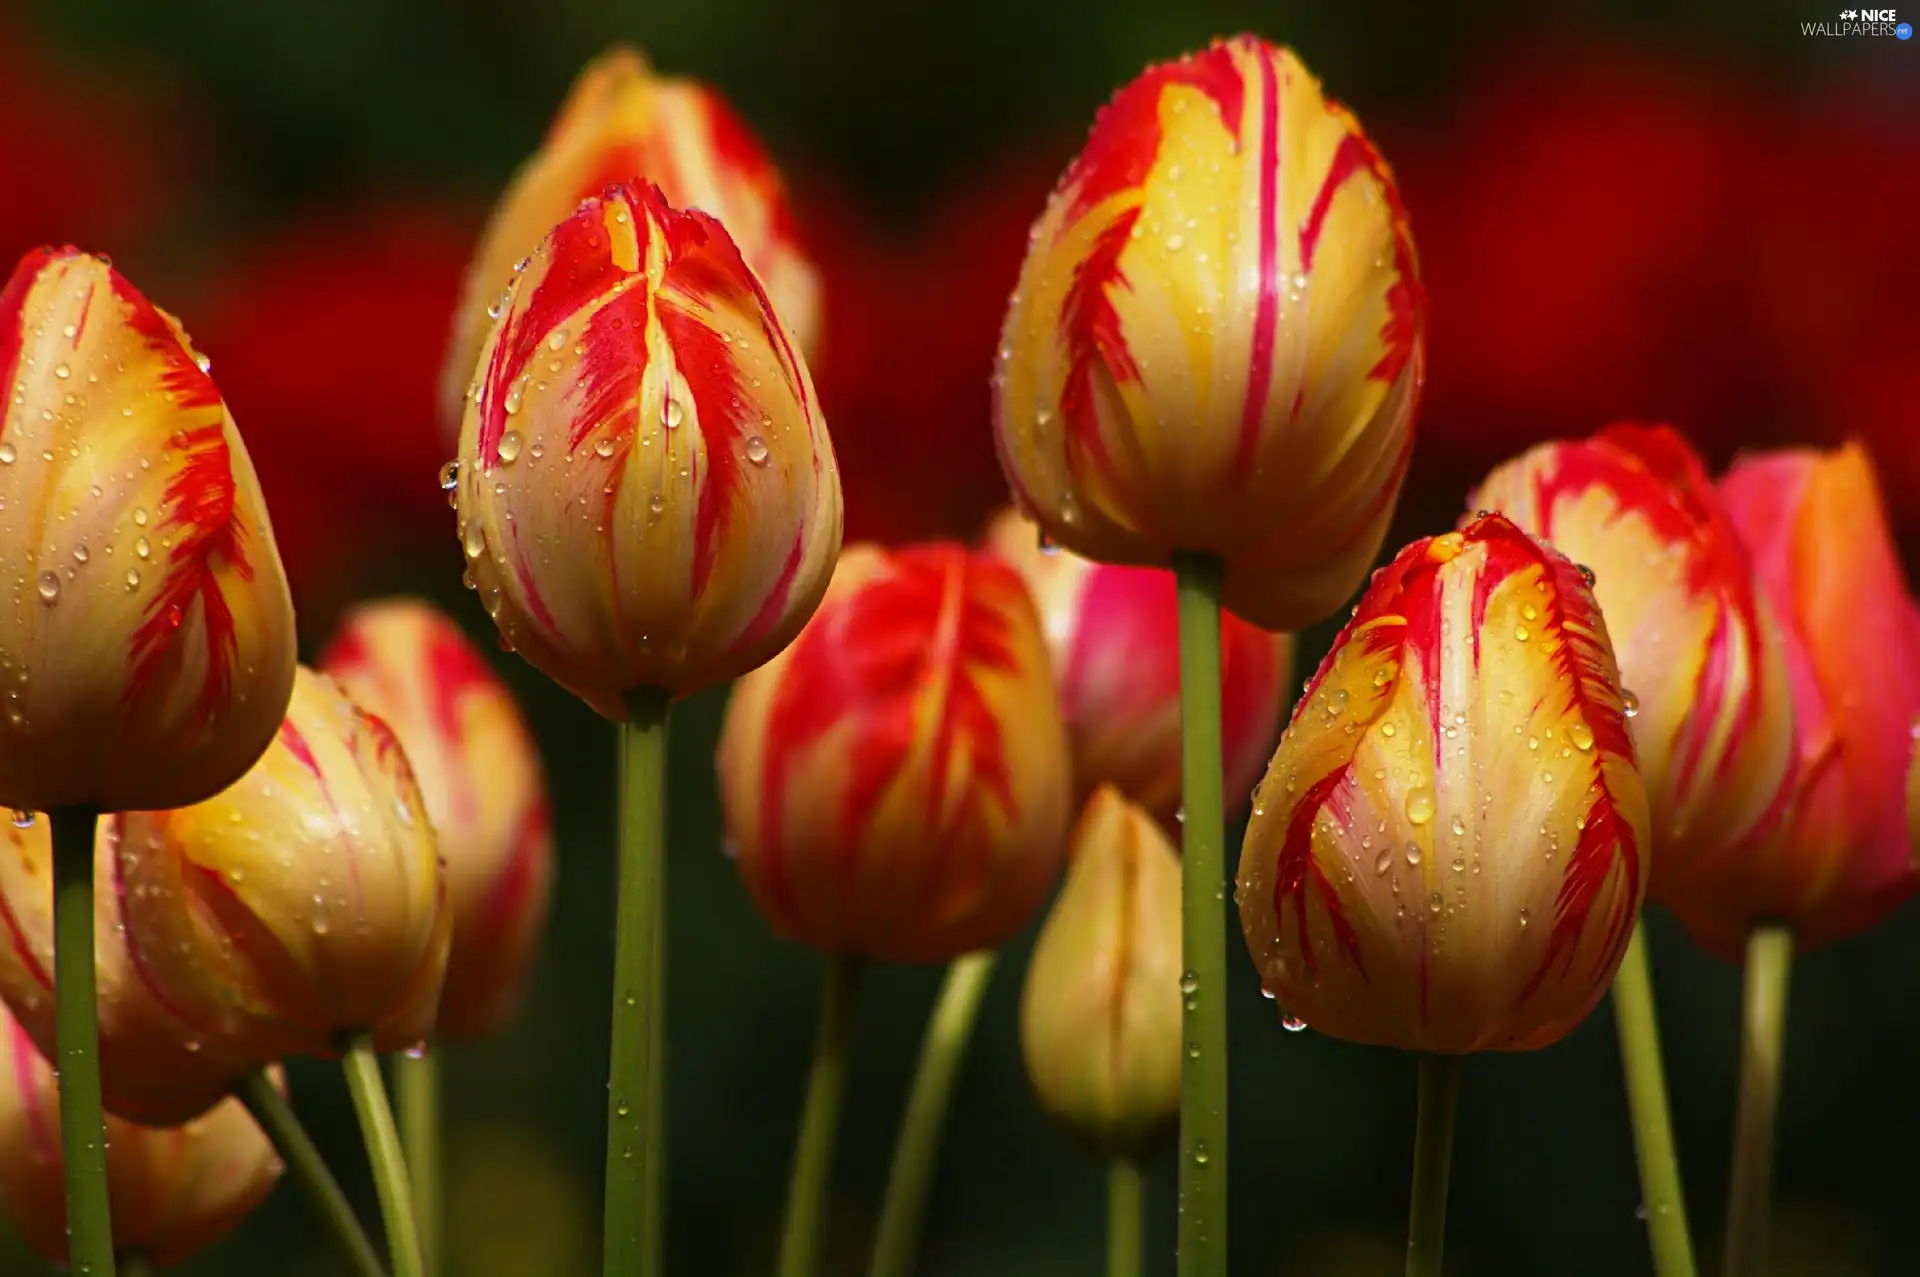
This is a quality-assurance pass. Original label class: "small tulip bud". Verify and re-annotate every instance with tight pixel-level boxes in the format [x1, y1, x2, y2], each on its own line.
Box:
[112, 666, 451, 1062]
[1020, 786, 1182, 1157]
[0, 1007, 282, 1268]
[321, 598, 554, 1039]
[719, 542, 1073, 962]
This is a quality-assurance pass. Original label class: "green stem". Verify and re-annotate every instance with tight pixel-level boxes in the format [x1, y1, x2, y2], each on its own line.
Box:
[51, 806, 114, 1277]
[643, 885, 667, 1276]
[395, 1044, 441, 1277]
[777, 955, 863, 1277]
[117, 1253, 155, 1277]
[1405, 1054, 1461, 1277]
[236, 1069, 387, 1277]
[341, 1033, 424, 1277]
[1108, 1158, 1145, 1277]
[607, 687, 670, 1277]
[1610, 921, 1699, 1277]
[1722, 924, 1793, 1277]
[866, 951, 998, 1277]
[1172, 551, 1227, 1277]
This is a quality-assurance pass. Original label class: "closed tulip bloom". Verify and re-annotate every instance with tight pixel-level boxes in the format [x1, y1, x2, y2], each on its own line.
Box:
[1470, 424, 1796, 881]
[441, 45, 818, 432]
[0, 1009, 283, 1268]
[113, 665, 451, 1062]
[994, 36, 1426, 632]
[1695, 443, 1920, 954]
[985, 508, 1291, 825]
[1237, 514, 1649, 1052]
[454, 180, 841, 717]
[718, 542, 1072, 962]
[321, 598, 554, 1039]
[0, 247, 297, 812]
[1020, 786, 1182, 1157]
[0, 814, 250, 1125]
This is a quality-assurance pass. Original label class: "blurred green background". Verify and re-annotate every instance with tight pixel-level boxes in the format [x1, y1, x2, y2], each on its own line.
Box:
[3, 0, 1918, 1273]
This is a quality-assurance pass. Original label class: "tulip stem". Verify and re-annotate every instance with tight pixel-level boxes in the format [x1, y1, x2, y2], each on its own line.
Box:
[341, 1033, 425, 1277]
[608, 687, 671, 1277]
[50, 806, 115, 1277]
[395, 1043, 441, 1277]
[237, 1068, 389, 1277]
[1610, 921, 1699, 1277]
[778, 955, 863, 1277]
[1172, 551, 1228, 1277]
[868, 950, 998, 1277]
[1108, 1157, 1145, 1277]
[1723, 924, 1793, 1277]
[1405, 1053, 1461, 1277]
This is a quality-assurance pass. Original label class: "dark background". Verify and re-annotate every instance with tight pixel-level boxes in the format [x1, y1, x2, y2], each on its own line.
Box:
[2, 0, 1917, 1272]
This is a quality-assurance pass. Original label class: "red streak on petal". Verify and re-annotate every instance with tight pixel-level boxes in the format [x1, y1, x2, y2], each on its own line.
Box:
[0, 251, 48, 446]
[109, 815, 215, 1032]
[1058, 209, 1141, 486]
[1234, 50, 1283, 473]
[8, 1016, 58, 1165]
[572, 278, 653, 455]
[507, 520, 561, 639]
[1298, 134, 1368, 276]
[1063, 42, 1245, 224]
[109, 269, 222, 411]
[728, 525, 807, 658]
[0, 873, 50, 992]
[421, 623, 496, 825]
[1270, 765, 1367, 982]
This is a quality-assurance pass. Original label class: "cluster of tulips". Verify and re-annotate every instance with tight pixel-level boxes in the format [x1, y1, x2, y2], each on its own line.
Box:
[0, 23, 1913, 1277]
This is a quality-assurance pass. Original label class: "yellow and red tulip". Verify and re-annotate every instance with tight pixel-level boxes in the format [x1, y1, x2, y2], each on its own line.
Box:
[985, 508, 1291, 826]
[718, 542, 1072, 962]
[1685, 443, 1920, 955]
[441, 45, 818, 430]
[1237, 514, 1649, 1052]
[0, 1007, 282, 1269]
[321, 598, 554, 1039]
[1020, 786, 1182, 1157]
[1469, 423, 1796, 881]
[993, 35, 1426, 631]
[0, 247, 297, 812]
[453, 180, 842, 716]
[112, 665, 451, 1062]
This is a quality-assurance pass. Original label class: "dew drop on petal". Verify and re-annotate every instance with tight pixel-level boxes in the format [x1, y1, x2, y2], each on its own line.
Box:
[35, 572, 59, 605]
[497, 431, 524, 464]
[744, 436, 770, 466]
[1621, 689, 1640, 718]
[0, 443, 14, 465]
[438, 460, 461, 491]
[1280, 1015, 1307, 1033]
[1569, 721, 1595, 751]
[1404, 787, 1435, 825]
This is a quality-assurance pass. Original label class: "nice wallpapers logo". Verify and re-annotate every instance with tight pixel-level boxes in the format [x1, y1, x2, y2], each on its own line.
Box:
[1804, 7, 1915, 35]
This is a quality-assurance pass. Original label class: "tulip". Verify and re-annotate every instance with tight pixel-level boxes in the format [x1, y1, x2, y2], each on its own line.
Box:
[985, 508, 1291, 826]
[452, 179, 842, 718]
[0, 246, 297, 814]
[441, 45, 818, 433]
[1237, 512, 1649, 1053]
[321, 599, 553, 1039]
[719, 541, 1073, 962]
[0, 1007, 282, 1269]
[111, 665, 450, 1064]
[992, 34, 1426, 632]
[1020, 786, 1182, 1158]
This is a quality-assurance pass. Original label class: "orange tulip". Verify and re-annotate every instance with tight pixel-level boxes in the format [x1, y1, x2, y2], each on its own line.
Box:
[1237, 514, 1649, 1052]
[993, 35, 1426, 631]
[0, 1008, 282, 1268]
[0, 247, 296, 812]
[718, 542, 1072, 962]
[453, 180, 841, 716]
[320, 598, 554, 1039]
[986, 508, 1291, 826]
[1020, 786, 1182, 1156]
[441, 45, 818, 432]
[0, 813, 251, 1125]
[1469, 424, 1796, 883]
[1683, 443, 1920, 955]
[112, 666, 451, 1062]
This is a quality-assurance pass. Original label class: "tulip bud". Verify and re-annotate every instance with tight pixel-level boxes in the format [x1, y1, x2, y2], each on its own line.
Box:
[1237, 514, 1650, 1052]
[441, 45, 819, 434]
[1020, 786, 1181, 1157]
[1469, 424, 1796, 882]
[112, 665, 451, 1062]
[718, 542, 1072, 962]
[320, 598, 554, 1039]
[0, 1008, 282, 1268]
[985, 508, 1291, 826]
[1690, 443, 1920, 954]
[0, 813, 251, 1125]
[993, 35, 1426, 632]
[454, 180, 842, 716]
[0, 247, 297, 812]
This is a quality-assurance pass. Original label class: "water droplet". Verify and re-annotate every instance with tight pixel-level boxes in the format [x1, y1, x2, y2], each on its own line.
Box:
[1193, 1144, 1210, 1164]
[194, 353, 211, 373]
[1404, 787, 1435, 825]
[1187, 1042, 1200, 1059]
[0, 443, 14, 465]
[1165, 234, 1186, 251]
[1569, 721, 1595, 751]
[35, 572, 60, 605]
[463, 521, 486, 559]
[649, 492, 665, 514]
[10, 811, 34, 829]
[438, 460, 461, 490]
[1373, 848, 1392, 875]
[1380, 721, 1397, 738]
[497, 430, 524, 463]
[1428, 890, 1444, 914]
[662, 397, 685, 428]
[1450, 816, 1466, 837]
[1514, 625, 1530, 642]
[616, 1101, 630, 1117]
[547, 328, 569, 351]
[1178, 970, 1199, 995]
[745, 436, 770, 465]
[1518, 907, 1530, 929]
[594, 437, 616, 458]
[1577, 564, 1597, 587]
[71, 543, 88, 565]
[132, 507, 149, 527]
[53, 363, 70, 380]
[1405, 841, 1422, 866]
[124, 568, 140, 591]
[1621, 689, 1640, 718]
[502, 380, 525, 415]
[1280, 1015, 1307, 1033]
[135, 537, 151, 560]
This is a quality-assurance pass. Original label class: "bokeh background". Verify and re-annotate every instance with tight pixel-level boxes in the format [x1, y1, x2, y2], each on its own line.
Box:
[2, 0, 1917, 1273]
